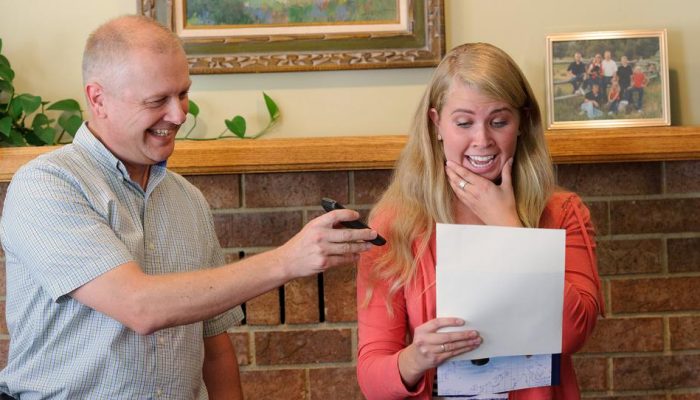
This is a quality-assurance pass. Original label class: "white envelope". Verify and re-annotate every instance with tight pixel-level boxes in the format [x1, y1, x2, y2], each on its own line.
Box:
[436, 223, 565, 360]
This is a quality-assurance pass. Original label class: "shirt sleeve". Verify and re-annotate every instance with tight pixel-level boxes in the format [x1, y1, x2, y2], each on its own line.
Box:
[356, 219, 426, 400]
[557, 193, 604, 354]
[0, 162, 134, 302]
[195, 194, 245, 336]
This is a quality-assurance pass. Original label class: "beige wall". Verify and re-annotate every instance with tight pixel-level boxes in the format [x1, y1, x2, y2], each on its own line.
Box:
[1, 0, 698, 139]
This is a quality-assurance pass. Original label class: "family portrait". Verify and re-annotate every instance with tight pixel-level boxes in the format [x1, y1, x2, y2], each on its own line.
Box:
[546, 30, 669, 129]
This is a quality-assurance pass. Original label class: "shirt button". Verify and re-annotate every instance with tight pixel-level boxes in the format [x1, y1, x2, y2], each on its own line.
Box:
[156, 388, 162, 397]
[148, 243, 155, 250]
[158, 336, 165, 345]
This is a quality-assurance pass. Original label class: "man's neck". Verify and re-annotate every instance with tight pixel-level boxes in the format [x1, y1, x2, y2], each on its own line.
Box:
[85, 122, 151, 190]
[125, 163, 151, 190]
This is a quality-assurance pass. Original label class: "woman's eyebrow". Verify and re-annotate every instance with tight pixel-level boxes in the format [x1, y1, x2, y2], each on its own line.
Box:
[450, 107, 513, 116]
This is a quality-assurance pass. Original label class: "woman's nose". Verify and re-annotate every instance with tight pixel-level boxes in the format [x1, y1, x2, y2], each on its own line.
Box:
[471, 124, 494, 147]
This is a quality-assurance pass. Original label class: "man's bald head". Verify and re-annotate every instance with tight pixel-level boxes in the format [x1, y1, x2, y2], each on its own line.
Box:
[82, 14, 186, 88]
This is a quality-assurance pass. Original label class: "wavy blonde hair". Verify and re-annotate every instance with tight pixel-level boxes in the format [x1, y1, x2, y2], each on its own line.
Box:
[367, 43, 555, 303]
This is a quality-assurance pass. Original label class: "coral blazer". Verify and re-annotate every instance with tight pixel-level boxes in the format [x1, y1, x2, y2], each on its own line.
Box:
[357, 192, 603, 400]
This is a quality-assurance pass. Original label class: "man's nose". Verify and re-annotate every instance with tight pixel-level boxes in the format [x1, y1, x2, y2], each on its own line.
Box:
[164, 97, 187, 125]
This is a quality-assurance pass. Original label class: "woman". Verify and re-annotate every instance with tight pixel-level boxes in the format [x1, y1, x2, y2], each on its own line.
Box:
[356, 43, 603, 399]
[607, 79, 622, 115]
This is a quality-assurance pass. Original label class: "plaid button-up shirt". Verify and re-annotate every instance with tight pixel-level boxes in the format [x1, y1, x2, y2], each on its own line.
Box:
[0, 123, 243, 399]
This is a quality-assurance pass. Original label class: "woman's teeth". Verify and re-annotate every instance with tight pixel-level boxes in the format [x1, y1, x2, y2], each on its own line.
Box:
[466, 155, 495, 167]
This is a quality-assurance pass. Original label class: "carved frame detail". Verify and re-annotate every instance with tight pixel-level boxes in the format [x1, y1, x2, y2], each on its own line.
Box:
[138, 0, 445, 74]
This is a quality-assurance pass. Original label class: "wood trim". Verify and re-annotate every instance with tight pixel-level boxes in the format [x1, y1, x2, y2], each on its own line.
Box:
[545, 125, 700, 163]
[1, 126, 699, 181]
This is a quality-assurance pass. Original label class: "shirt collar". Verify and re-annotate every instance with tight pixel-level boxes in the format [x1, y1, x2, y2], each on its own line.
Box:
[72, 122, 169, 193]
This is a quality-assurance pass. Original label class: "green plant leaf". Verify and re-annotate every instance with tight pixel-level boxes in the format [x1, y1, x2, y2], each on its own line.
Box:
[263, 92, 280, 119]
[32, 113, 51, 129]
[24, 130, 45, 146]
[58, 114, 82, 136]
[0, 79, 12, 93]
[0, 54, 10, 69]
[8, 98, 22, 119]
[0, 63, 14, 82]
[0, 38, 3, 53]
[16, 93, 42, 115]
[47, 98, 81, 112]
[225, 116, 246, 138]
[188, 99, 200, 117]
[8, 128, 26, 146]
[0, 116, 11, 138]
[33, 125, 56, 145]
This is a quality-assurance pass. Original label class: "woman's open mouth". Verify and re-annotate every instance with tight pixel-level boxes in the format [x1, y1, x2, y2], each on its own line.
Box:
[466, 154, 496, 169]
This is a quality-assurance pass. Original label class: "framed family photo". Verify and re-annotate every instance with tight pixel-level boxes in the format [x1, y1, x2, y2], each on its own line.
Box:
[138, 0, 445, 74]
[545, 29, 670, 129]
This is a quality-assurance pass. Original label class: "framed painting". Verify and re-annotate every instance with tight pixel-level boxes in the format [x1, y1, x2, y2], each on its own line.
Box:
[545, 29, 670, 129]
[138, 0, 445, 74]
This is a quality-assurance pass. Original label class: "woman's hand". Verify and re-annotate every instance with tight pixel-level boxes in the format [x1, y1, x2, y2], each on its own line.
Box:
[398, 318, 481, 388]
[445, 159, 522, 227]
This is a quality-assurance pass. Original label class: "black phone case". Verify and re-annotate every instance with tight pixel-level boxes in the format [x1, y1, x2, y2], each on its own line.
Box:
[321, 198, 386, 246]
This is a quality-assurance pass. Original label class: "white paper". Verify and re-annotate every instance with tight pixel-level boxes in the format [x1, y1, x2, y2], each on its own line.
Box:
[437, 355, 553, 396]
[436, 223, 565, 360]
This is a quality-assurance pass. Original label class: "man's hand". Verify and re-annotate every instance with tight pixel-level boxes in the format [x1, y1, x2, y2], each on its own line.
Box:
[277, 209, 377, 279]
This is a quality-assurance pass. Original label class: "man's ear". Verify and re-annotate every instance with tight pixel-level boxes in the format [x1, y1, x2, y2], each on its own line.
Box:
[85, 82, 107, 119]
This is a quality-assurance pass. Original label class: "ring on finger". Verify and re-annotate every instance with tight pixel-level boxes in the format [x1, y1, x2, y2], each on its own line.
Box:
[440, 343, 446, 353]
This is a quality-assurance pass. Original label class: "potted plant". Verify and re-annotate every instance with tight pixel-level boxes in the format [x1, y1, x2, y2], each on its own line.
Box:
[0, 38, 83, 147]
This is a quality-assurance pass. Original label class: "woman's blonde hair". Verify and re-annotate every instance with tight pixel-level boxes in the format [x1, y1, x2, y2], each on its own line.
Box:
[367, 43, 555, 303]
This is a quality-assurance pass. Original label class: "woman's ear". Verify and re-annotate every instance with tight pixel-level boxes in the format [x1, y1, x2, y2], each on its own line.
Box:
[428, 107, 440, 127]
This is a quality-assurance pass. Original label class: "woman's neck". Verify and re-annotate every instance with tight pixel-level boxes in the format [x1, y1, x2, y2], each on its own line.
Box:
[453, 202, 484, 225]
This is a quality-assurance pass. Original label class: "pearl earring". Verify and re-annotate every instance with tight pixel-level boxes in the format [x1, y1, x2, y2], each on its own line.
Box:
[437, 134, 442, 141]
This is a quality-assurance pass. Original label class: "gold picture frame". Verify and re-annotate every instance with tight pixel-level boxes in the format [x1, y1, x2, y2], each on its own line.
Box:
[138, 0, 445, 74]
[545, 29, 670, 129]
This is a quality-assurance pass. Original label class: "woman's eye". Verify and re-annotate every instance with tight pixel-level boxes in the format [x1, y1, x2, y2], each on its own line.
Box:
[456, 121, 472, 128]
[491, 119, 508, 128]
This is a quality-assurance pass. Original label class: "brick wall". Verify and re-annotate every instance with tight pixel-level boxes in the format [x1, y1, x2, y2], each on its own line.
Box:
[0, 160, 699, 398]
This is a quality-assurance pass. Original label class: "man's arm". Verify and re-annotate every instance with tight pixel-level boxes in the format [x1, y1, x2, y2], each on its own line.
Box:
[203, 333, 242, 400]
[71, 208, 376, 335]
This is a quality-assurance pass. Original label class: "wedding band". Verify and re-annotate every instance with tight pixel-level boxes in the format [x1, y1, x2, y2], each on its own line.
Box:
[441, 344, 446, 353]
[458, 180, 467, 190]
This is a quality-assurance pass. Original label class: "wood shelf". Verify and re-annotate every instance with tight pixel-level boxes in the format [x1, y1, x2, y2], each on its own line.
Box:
[2, 126, 700, 181]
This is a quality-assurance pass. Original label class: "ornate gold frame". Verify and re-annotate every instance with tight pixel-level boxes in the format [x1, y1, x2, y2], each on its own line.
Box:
[137, 0, 445, 74]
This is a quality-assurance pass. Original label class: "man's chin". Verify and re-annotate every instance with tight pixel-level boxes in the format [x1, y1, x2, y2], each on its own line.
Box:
[146, 145, 175, 164]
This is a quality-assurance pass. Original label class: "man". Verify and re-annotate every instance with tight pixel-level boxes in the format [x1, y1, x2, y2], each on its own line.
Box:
[600, 50, 618, 96]
[566, 51, 587, 95]
[580, 83, 605, 119]
[0, 15, 376, 399]
[616, 55, 633, 101]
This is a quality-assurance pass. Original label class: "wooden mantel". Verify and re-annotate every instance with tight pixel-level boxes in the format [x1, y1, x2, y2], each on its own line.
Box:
[1, 126, 700, 181]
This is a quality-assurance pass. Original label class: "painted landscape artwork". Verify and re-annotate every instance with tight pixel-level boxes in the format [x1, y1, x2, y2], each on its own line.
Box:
[150, 0, 444, 73]
[185, 0, 399, 26]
